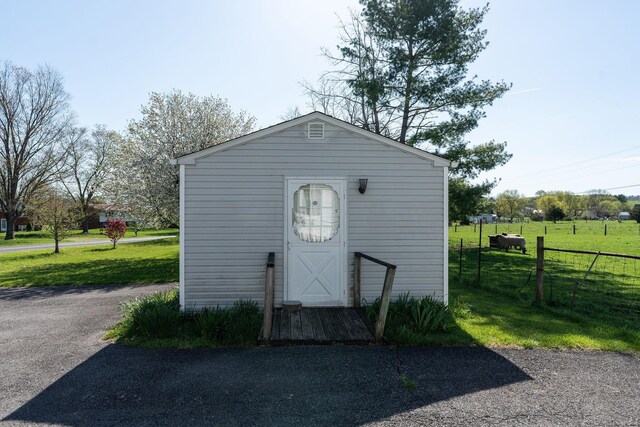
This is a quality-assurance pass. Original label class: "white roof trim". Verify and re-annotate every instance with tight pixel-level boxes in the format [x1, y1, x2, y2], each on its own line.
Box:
[172, 111, 455, 167]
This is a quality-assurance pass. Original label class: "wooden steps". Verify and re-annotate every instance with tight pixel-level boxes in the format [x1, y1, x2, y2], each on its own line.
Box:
[261, 307, 377, 345]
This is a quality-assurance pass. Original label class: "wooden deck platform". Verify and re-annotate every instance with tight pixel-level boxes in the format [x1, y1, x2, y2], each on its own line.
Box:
[263, 308, 376, 345]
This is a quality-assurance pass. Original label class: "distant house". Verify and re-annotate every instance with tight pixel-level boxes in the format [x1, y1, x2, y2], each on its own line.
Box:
[618, 212, 631, 220]
[584, 210, 598, 220]
[87, 204, 136, 228]
[0, 214, 30, 232]
[469, 214, 497, 224]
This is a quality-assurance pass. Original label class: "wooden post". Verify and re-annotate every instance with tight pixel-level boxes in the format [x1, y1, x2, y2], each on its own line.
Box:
[544, 225, 547, 235]
[458, 238, 463, 282]
[495, 224, 498, 234]
[262, 253, 275, 340]
[375, 266, 396, 342]
[520, 225, 523, 235]
[604, 224, 607, 236]
[535, 237, 544, 305]
[477, 219, 483, 285]
[573, 224, 576, 235]
[474, 224, 477, 233]
[354, 253, 361, 308]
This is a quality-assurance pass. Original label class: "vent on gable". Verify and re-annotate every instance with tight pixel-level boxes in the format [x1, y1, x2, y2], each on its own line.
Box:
[307, 122, 325, 139]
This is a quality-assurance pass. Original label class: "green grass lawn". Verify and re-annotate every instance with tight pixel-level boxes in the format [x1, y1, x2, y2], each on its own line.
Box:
[450, 220, 640, 327]
[414, 283, 640, 352]
[0, 228, 178, 247]
[0, 237, 178, 287]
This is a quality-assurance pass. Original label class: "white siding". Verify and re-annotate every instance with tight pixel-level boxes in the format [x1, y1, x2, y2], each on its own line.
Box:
[182, 119, 446, 309]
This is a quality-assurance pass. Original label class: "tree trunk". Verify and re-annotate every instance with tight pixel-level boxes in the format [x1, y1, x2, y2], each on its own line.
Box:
[82, 217, 89, 234]
[54, 239, 60, 254]
[4, 214, 15, 240]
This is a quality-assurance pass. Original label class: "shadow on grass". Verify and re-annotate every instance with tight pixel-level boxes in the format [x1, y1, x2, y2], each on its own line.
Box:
[3, 344, 531, 426]
[451, 282, 640, 351]
[87, 247, 113, 253]
[0, 254, 178, 289]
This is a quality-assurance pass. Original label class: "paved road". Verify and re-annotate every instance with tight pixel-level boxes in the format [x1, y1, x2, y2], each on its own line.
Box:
[1, 285, 638, 426]
[0, 235, 176, 253]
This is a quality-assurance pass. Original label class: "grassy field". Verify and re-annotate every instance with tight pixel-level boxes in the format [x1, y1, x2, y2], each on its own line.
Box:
[449, 220, 640, 255]
[448, 220, 640, 349]
[0, 237, 178, 287]
[419, 283, 640, 352]
[0, 228, 178, 247]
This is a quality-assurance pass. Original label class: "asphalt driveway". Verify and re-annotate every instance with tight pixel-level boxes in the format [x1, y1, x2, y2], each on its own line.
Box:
[0, 285, 638, 426]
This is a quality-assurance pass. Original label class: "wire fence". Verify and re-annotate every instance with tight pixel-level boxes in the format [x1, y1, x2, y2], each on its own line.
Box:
[451, 235, 640, 326]
[543, 248, 640, 325]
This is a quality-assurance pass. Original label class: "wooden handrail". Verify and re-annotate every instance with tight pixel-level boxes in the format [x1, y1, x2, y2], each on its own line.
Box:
[262, 252, 275, 341]
[354, 252, 397, 269]
[354, 252, 397, 342]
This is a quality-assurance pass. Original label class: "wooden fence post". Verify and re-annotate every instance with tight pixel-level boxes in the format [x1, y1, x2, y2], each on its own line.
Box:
[262, 253, 275, 341]
[375, 267, 396, 342]
[354, 254, 361, 308]
[477, 219, 483, 285]
[535, 237, 544, 305]
[573, 224, 576, 235]
[604, 224, 607, 236]
[458, 238, 463, 283]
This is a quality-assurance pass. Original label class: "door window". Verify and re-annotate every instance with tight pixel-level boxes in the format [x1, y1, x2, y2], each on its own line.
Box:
[292, 184, 340, 243]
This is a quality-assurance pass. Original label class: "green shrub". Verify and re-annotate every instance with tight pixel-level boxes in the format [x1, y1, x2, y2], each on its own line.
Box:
[410, 296, 448, 334]
[364, 292, 451, 342]
[190, 300, 262, 344]
[193, 308, 230, 341]
[226, 300, 262, 344]
[110, 287, 263, 347]
[120, 287, 181, 338]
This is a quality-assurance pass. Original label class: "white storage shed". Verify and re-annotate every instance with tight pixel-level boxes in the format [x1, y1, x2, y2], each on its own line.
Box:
[173, 112, 455, 310]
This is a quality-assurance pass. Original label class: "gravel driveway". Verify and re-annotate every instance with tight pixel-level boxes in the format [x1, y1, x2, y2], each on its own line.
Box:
[1, 284, 638, 426]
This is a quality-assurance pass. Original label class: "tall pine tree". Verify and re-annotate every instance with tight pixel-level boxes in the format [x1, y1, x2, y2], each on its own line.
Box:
[306, 0, 511, 220]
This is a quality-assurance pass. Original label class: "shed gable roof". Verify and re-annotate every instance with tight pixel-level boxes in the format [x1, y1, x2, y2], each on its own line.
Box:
[172, 111, 455, 167]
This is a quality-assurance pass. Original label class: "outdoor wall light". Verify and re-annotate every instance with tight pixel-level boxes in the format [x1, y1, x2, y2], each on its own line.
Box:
[358, 178, 368, 194]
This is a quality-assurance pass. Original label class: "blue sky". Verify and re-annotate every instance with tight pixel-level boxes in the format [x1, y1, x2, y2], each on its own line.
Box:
[2, 1, 639, 197]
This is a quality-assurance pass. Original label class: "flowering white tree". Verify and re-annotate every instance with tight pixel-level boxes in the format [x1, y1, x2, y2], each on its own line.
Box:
[110, 91, 255, 227]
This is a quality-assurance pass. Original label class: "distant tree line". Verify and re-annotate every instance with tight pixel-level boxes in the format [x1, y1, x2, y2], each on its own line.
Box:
[481, 189, 638, 223]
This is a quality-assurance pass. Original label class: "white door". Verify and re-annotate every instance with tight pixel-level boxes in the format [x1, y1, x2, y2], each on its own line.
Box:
[286, 179, 346, 306]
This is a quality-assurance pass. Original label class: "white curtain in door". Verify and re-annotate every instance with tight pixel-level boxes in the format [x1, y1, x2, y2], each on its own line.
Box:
[292, 184, 340, 243]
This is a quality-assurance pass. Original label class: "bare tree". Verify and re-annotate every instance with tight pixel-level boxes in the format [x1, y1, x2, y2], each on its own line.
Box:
[0, 62, 72, 239]
[59, 125, 116, 233]
[30, 189, 81, 253]
[280, 106, 302, 121]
